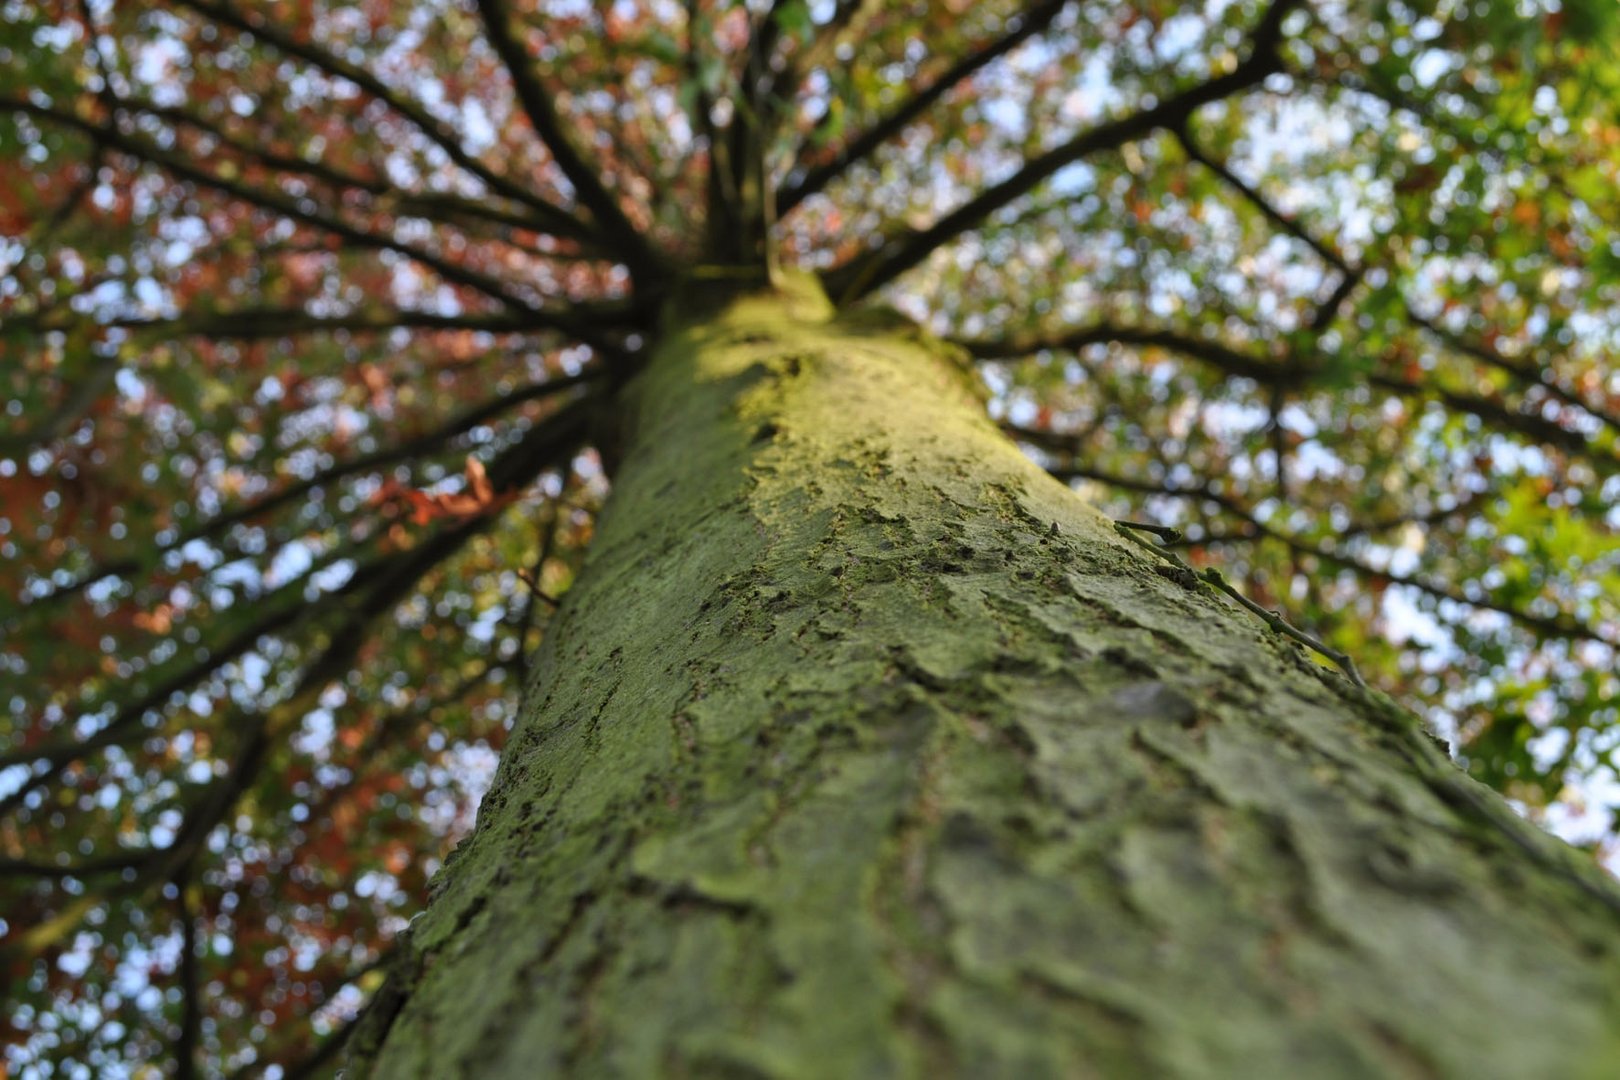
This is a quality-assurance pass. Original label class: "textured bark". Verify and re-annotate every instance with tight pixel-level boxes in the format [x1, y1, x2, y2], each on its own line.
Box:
[357, 278, 1620, 1078]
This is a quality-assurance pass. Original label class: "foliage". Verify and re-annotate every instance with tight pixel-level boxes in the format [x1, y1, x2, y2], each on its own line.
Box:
[1, 0, 1616, 1074]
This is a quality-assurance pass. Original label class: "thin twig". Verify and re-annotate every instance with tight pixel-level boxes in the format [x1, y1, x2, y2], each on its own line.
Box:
[1199, 567, 1366, 688]
[1112, 519, 1365, 687]
[1114, 520, 1185, 545]
[1112, 520, 1199, 589]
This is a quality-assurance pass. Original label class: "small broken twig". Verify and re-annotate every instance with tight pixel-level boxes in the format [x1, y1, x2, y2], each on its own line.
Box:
[1110, 518, 1366, 689]
[1113, 520, 1185, 545]
[1200, 567, 1366, 688]
[1112, 520, 1199, 589]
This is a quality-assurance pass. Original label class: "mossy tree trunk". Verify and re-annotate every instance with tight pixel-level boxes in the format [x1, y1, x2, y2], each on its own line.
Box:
[355, 278, 1620, 1078]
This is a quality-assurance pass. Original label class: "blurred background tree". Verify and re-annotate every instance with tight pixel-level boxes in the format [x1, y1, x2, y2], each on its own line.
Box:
[1, 0, 1617, 1074]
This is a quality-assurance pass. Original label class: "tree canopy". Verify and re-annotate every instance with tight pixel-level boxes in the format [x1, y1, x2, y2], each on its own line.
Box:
[2, 0, 1618, 1074]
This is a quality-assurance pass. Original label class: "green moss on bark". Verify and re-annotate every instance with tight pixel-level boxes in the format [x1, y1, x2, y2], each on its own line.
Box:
[357, 278, 1620, 1079]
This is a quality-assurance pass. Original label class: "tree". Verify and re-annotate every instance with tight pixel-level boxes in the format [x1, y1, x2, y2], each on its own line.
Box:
[3, 0, 1619, 1074]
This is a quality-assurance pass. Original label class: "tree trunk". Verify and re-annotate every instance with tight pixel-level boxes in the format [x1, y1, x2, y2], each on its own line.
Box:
[355, 277, 1620, 1078]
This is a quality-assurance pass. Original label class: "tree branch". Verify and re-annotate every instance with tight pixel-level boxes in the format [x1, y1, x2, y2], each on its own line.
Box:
[824, 0, 1299, 301]
[0, 849, 149, 879]
[1173, 123, 1350, 273]
[0, 359, 117, 457]
[778, 0, 1069, 216]
[1404, 312, 1620, 441]
[473, 0, 660, 277]
[1052, 461, 1606, 644]
[966, 322, 1600, 460]
[4, 96, 569, 318]
[124, 96, 598, 247]
[171, 0, 596, 243]
[175, 869, 202, 1080]
[764, 0, 880, 108]
[0, 540, 359, 791]
[1176, 125, 1620, 440]
[14, 306, 548, 340]
[296, 661, 509, 832]
[960, 322, 1305, 385]
[2, 395, 596, 957]
[16, 371, 600, 610]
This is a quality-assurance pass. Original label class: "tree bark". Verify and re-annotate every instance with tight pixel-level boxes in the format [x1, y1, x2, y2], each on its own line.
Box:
[356, 277, 1620, 1078]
